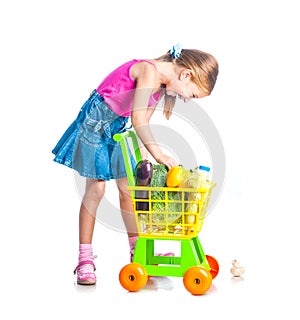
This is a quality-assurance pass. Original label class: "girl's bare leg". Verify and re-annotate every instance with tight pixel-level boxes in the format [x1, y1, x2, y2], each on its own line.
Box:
[116, 177, 138, 238]
[79, 179, 106, 244]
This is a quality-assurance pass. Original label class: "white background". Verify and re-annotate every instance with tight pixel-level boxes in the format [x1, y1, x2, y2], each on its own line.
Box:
[1, 0, 300, 319]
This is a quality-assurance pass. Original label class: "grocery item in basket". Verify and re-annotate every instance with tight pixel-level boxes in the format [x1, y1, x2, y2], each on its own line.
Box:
[184, 166, 211, 191]
[198, 166, 211, 190]
[150, 164, 168, 188]
[135, 190, 150, 211]
[135, 160, 153, 186]
[166, 166, 183, 187]
[150, 190, 183, 227]
[184, 166, 211, 224]
[135, 160, 153, 211]
[149, 164, 168, 213]
[148, 164, 182, 225]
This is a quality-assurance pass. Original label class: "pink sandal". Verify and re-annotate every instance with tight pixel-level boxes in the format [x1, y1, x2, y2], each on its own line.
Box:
[74, 260, 96, 285]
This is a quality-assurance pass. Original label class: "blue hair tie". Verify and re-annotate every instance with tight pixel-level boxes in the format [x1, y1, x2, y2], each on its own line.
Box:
[170, 43, 183, 58]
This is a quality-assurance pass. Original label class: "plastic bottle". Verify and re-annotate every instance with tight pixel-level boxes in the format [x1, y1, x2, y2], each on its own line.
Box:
[198, 166, 211, 190]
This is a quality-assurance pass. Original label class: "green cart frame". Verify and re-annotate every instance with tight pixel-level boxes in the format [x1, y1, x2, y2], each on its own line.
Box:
[114, 130, 219, 295]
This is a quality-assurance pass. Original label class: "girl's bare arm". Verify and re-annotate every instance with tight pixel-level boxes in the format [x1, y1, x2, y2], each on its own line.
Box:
[131, 62, 177, 168]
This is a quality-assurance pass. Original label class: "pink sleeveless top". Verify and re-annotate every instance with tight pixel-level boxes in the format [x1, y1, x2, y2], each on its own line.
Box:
[96, 60, 164, 117]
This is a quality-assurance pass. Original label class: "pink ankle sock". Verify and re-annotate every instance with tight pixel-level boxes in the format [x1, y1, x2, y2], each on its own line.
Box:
[79, 244, 94, 262]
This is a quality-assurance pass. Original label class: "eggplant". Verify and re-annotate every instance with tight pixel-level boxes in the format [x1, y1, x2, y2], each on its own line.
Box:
[135, 160, 153, 211]
[135, 160, 153, 186]
[135, 193, 149, 211]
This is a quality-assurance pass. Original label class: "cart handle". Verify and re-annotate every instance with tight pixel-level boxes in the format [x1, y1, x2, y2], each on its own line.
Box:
[113, 130, 142, 186]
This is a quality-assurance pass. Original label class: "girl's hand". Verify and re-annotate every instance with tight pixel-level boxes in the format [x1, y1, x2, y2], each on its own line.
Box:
[156, 154, 178, 169]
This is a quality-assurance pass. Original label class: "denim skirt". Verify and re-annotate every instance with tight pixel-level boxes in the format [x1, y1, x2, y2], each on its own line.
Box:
[52, 90, 135, 180]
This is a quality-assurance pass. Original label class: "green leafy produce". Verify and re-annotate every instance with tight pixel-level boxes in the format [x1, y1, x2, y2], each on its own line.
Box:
[138, 191, 182, 229]
[150, 164, 167, 213]
[150, 164, 168, 187]
[168, 191, 183, 212]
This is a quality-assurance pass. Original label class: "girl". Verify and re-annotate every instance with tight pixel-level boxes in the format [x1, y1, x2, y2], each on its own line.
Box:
[52, 44, 219, 285]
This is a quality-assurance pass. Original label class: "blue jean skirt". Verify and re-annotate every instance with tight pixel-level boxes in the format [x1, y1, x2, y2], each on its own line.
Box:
[52, 90, 135, 180]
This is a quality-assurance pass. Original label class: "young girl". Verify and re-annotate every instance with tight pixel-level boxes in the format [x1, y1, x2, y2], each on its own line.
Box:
[52, 44, 219, 285]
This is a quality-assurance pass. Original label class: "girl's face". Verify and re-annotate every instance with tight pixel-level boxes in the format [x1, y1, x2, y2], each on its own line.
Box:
[166, 69, 208, 102]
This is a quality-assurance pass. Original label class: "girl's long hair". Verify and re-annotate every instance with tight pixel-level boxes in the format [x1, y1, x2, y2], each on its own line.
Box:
[156, 49, 219, 119]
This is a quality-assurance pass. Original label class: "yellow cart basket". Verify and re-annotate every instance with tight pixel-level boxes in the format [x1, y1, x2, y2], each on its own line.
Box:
[128, 184, 215, 239]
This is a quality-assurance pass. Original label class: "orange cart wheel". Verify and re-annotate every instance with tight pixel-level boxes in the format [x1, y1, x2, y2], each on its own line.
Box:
[183, 266, 212, 295]
[206, 255, 219, 279]
[119, 263, 148, 292]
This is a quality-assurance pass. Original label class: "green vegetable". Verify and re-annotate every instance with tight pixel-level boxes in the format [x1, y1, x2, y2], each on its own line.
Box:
[168, 191, 183, 212]
[151, 189, 182, 224]
[150, 164, 167, 214]
[150, 164, 168, 187]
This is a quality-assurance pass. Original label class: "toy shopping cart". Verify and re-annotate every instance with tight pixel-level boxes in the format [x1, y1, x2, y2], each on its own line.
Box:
[113, 130, 219, 295]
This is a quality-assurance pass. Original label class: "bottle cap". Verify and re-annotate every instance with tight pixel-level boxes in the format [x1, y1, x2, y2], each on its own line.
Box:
[199, 165, 210, 172]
